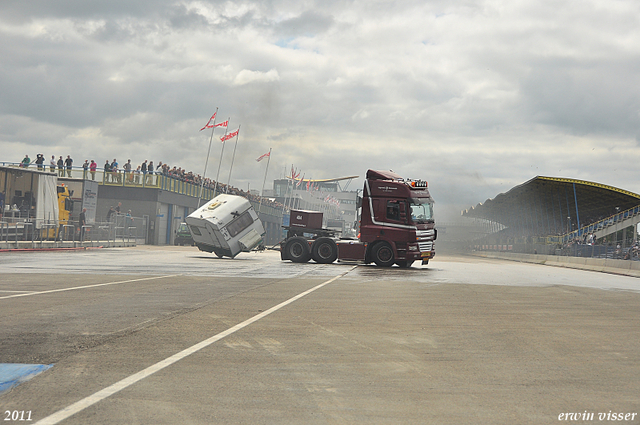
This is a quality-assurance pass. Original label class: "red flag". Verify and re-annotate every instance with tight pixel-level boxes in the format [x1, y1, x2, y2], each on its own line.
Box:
[199, 112, 217, 131]
[220, 128, 239, 142]
[256, 151, 270, 162]
[214, 120, 228, 128]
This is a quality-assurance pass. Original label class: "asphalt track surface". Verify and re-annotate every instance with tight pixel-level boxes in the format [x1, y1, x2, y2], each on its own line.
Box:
[0, 246, 639, 424]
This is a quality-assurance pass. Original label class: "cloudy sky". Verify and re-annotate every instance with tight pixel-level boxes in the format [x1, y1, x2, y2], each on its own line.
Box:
[1, 0, 639, 220]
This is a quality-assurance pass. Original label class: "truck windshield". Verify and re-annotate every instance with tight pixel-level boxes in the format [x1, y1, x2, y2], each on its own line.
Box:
[409, 198, 434, 223]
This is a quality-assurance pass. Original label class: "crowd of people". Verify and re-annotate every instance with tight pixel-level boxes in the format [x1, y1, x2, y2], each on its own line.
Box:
[16, 154, 285, 211]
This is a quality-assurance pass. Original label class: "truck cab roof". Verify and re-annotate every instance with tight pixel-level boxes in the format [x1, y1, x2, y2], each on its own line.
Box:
[366, 170, 404, 181]
[365, 169, 431, 199]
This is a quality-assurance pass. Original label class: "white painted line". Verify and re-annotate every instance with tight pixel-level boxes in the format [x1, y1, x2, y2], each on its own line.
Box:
[0, 276, 178, 300]
[35, 266, 356, 425]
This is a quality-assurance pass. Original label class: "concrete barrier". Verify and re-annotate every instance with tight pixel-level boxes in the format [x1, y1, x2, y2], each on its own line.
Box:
[0, 239, 136, 251]
[473, 251, 640, 278]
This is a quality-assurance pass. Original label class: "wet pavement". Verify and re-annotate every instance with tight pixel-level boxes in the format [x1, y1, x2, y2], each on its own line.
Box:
[2, 245, 639, 292]
[0, 246, 638, 424]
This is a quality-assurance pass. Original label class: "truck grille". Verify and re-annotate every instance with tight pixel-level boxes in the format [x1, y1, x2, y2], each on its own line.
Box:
[418, 241, 433, 252]
[416, 229, 435, 252]
[416, 229, 435, 238]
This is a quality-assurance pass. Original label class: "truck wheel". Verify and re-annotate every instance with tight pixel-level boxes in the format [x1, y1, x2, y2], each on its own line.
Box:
[372, 242, 395, 267]
[284, 237, 311, 263]
[311, 237, 338, 264]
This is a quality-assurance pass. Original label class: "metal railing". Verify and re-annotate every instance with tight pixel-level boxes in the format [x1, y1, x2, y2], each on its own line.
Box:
[552, 205, 640, 244]
[1, 162, 285, 219]
[0, 215, 146, 250]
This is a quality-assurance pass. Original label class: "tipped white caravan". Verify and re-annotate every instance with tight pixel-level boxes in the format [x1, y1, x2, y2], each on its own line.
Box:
[185, 194, 265, 258]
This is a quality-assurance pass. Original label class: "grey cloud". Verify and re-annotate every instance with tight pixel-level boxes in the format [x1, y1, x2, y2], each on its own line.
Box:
[0, 0, 171, 22]
[521, 59, 640, 137]
[276, 11, 334, 39]
[167, 5, 210, 29]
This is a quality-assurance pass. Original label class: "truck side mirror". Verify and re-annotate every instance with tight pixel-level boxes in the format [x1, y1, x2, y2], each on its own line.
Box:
[399, 202, 407, 221]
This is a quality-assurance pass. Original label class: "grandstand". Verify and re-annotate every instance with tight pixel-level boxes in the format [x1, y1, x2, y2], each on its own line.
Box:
[461, 176, 640, 258]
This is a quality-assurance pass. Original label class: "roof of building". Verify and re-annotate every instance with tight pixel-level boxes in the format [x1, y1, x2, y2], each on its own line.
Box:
[462, 176, 640, 234]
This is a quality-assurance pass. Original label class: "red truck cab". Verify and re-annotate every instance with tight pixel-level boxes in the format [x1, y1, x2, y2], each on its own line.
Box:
[281, 169, 436, 267]
[357, 169, 436, 266]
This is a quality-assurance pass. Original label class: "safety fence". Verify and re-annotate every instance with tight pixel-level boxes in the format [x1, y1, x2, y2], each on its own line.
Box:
[473, 242, 640, 260]
[0, 214, 146, 250]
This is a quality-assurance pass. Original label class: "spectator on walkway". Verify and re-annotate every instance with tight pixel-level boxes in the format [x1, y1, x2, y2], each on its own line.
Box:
[57, 156, 64, 176]
[89, 160, 97, 180]
[82, 160, 89, 179]
[35, 154, 45, 171]
[124, 159, 132, 183]
[146, 161, 154, 185]
[50, 155, 56, 173]
[110, 159, 119, 183]
[104, 160, 111, 182]
[20, 154, 31, 167]
[65, 155, 73, 177]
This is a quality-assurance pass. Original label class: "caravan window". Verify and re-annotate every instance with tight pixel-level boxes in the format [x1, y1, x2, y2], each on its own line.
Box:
[227, 211, 253, 237]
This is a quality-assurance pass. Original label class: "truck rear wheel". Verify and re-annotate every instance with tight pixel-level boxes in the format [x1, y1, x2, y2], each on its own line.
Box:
[284, 237, 311, 263]
[311, 237, 338, 264]
[372, 242, 395, 267]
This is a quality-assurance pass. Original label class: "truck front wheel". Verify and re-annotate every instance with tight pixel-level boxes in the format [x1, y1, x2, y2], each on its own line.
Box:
[284, 237, 311, 263]
[372, 242, 395, 267]
[311, 237, 338, 264]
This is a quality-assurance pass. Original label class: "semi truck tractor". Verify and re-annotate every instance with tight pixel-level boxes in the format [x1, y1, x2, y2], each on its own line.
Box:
[281, 169, 437, 267]
[185, 194, 265, 258]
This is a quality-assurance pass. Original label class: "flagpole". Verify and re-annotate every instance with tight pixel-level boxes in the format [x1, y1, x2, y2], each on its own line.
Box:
[214, 118, 230, 196]
[198, 107, 218, 208]
[226, 125, 241, 191]
[281, 165, 293, 224]
[285, 166, 296, 212]
[258, 148, 272, 215]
